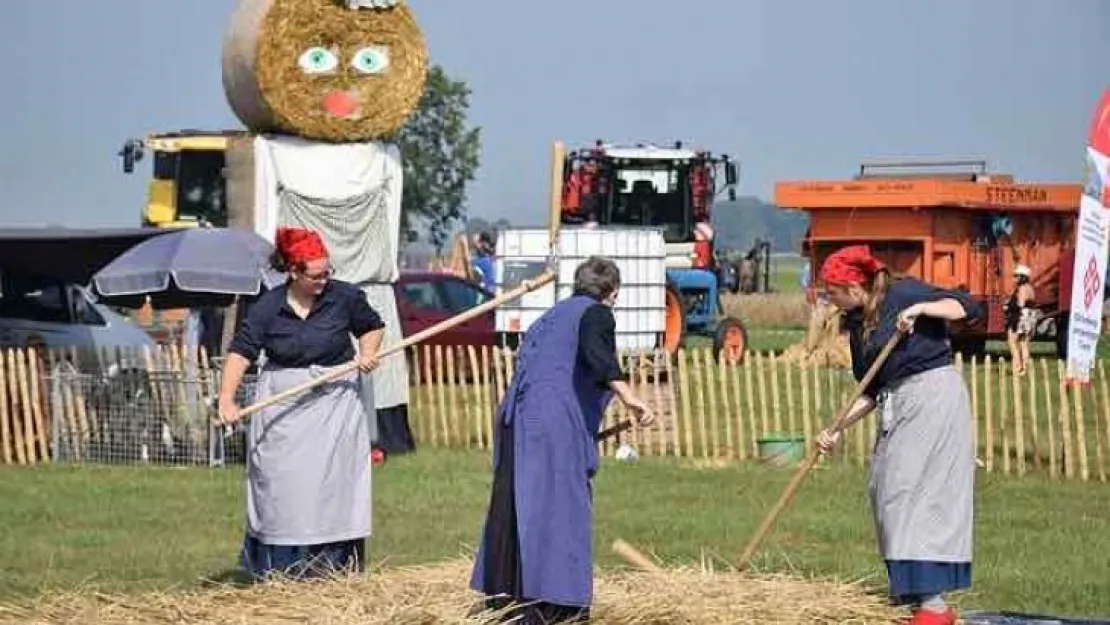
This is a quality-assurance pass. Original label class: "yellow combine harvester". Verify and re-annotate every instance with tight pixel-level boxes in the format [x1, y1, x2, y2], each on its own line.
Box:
[118, 130, 250, 228]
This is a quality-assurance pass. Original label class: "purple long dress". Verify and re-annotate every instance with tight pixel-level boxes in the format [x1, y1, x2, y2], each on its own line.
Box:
[470, 294, 620, 623]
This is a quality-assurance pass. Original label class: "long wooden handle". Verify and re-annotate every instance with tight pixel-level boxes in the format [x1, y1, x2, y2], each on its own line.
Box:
[612, 539, 661, 572]
[223, 271, 557, 424]
[735, 329, 905, 571]
[596, 419, 634, 441]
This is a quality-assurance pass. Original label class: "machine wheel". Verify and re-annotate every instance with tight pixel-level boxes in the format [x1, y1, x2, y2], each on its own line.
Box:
[660, 283, 686, 355]
[713, 316, 748, 366]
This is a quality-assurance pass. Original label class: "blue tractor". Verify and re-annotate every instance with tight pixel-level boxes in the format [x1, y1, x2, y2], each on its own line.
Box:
[560, 140, 767, 363]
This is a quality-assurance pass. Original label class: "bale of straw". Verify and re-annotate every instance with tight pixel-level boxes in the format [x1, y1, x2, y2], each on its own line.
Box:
[0, 559, 904, 624]
[780, 302, 851, 368]
[222, 0, 428, 142]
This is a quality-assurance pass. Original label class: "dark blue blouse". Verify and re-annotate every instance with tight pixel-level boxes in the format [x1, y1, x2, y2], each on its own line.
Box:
[228, 280, 385, 368]
[845, 278, 983, 400]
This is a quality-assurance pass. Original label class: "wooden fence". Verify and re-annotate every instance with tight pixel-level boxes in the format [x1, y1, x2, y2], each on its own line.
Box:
[1, 344, 1109, 483]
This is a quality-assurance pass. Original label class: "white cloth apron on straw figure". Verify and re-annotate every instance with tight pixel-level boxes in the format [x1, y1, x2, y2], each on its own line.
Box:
[253, 136, 414, 452]
[843, 277, 980, 605]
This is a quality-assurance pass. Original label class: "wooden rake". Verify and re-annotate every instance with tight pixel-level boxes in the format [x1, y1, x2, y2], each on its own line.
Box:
[610, 329, 906, 573]
[217, 271, 557, 426]
[735, 329, 905, 570]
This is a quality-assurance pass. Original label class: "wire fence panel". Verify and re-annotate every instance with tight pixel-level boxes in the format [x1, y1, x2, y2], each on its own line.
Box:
[45, 365, 258, 468]
[7, 343, 1110, 483]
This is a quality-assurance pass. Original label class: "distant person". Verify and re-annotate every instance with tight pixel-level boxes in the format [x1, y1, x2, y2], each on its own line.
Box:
[1004, 264, 1037, 376]
[814, 244, 982, 625]
[470, 231, 496, 292]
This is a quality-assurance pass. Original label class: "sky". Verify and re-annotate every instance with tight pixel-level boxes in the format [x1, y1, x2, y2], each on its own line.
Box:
[1, 0, 1107, 230]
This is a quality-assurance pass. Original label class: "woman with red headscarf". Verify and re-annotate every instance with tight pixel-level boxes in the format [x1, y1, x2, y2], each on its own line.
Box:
[217, 227, 385, 581]
[814, 245, 982, 625]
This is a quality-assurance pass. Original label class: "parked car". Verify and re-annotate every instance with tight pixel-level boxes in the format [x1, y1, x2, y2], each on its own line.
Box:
[393, 271, 496, 347]
[0, 277, 156, 373]
[0, 275, 177, 463]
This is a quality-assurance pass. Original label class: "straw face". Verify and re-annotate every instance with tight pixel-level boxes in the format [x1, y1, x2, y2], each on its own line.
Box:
[223, 0, 428, 142]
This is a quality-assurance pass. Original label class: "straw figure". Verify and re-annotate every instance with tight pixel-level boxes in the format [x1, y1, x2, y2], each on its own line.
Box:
[222, 0, 428, 142]
[219, 0, 424, 456]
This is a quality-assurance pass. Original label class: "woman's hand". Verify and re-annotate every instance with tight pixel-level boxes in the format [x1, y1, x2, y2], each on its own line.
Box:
[357, 351, 380, 373]
[897, 303, 925, 334]
[217, 396, 241, 425]
[623, 394, 655, 427]
[815, 428, 842, 454]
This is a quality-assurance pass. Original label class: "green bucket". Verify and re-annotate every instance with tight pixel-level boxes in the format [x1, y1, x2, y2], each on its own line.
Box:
[756, 433, 806, 467]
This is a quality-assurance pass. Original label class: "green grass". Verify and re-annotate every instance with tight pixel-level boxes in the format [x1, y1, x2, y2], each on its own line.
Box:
[1, 451, 1109, 619]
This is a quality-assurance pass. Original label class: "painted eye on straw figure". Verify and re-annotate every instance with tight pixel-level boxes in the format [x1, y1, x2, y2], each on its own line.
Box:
[299, 47, 340, 74]
[351, 46, 389, 74]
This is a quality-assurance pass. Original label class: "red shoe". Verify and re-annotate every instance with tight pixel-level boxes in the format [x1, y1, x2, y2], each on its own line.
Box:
[371, 448, 386, 466]
[905, 608, 957, 625]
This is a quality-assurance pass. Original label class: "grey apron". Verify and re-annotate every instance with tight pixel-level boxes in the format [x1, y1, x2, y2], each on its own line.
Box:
[246, 364, 372, 545]
[869, 365, 974, 563]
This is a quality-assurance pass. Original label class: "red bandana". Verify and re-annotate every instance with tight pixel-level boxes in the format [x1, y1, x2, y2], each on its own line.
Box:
[275, 227, 329, 265]
[819, 244, 885, 286]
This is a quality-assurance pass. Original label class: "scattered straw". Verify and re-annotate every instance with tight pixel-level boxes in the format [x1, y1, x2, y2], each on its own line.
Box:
[0, 559, 904, 624]
[223, 0, 428, 141]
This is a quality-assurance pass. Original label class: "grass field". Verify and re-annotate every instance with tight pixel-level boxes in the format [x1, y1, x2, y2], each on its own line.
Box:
[1, 450, 1109, 620]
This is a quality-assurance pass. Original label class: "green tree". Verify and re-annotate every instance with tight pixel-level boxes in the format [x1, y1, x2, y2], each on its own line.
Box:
[394, 64, 481, 251]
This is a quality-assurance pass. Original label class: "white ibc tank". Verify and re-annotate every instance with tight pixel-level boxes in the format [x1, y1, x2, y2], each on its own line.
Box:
[494, 227, 667, 352]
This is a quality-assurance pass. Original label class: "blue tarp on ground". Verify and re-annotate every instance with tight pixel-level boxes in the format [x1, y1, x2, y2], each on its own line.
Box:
[963, 611, 1110, 625]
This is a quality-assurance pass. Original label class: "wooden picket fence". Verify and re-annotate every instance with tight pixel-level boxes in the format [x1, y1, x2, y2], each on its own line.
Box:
[406, 345, 1110, 482]
[1, 343, 1109, 483]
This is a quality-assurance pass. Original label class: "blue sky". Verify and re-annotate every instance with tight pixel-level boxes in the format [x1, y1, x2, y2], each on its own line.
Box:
[1, 0, 1107, 229]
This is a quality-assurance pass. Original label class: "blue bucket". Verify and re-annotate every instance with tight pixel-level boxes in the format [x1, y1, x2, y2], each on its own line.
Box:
[756, 433, 806, 467]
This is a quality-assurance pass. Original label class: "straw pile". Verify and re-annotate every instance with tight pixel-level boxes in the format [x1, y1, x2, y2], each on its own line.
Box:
[0, 559, 904, 624]
[780, 301, 851, 368]
[222, 0, 428, 142]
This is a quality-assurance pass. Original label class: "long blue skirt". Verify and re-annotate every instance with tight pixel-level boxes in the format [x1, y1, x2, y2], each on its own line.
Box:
[886, 560, 972, 604]
[239, 532, 366, 581]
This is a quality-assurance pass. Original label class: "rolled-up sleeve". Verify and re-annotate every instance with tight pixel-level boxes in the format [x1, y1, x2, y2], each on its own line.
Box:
[578, 304, 624, 385]
[228, 302, 267, 362]
[897, 279, 984, 323]
[349, 292, 385, 338]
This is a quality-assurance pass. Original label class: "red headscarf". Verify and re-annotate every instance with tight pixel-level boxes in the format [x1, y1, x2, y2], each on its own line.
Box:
[819, 244, 885, 286]
[275, 227, 329, 265]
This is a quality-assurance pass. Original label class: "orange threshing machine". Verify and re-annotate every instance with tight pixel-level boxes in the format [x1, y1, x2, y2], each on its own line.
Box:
[775, 159, 1084, 358]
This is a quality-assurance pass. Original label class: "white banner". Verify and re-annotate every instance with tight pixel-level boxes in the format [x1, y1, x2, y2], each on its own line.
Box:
[1065, 92, 1110, 383]
[1065, 193, 1109, 383]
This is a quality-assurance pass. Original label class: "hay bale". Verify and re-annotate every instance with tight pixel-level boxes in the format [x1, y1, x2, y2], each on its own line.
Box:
[780, 302, 852, 368]
[0, 559, 904, 624]
[222, 0, 428, 142]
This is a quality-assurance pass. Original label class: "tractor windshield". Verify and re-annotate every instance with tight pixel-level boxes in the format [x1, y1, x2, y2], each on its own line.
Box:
[603, 164, 691, 243]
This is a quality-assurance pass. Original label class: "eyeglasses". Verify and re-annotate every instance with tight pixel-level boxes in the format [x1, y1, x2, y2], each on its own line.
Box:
[301, 267, 333, 282]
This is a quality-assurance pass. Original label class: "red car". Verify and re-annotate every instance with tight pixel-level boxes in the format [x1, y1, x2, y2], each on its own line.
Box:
[392, 271, 497, 347]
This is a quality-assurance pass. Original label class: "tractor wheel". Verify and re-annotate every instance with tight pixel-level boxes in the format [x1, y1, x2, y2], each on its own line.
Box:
[660, 283, 686, 355]
[713, 316, 748, 366]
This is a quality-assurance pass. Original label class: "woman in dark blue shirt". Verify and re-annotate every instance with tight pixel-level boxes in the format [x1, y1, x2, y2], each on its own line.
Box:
[814, 245, 983, 625]
[217, 227, 385, 581]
